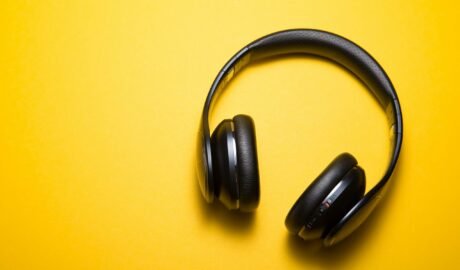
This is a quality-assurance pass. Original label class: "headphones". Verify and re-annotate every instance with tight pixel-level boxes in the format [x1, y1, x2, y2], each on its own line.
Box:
[196, 29, 403, 246]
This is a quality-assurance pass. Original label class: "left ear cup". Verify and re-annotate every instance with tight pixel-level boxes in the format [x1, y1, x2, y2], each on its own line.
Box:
[233, 115, 260, 211]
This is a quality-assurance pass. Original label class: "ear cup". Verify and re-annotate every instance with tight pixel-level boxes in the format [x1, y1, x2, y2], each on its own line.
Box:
[298, 166, 366, 240]
[211, 120, 239, 209]
[233, 115, 260, 211]
[285, 153, 358, 235]
[319, 166, 365, 236]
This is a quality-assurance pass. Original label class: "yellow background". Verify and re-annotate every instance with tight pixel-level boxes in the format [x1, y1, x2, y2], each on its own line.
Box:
[1, 1, 459, 269]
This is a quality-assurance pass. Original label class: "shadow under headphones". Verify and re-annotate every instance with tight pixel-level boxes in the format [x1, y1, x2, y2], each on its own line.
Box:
[196, 29, 403, 246]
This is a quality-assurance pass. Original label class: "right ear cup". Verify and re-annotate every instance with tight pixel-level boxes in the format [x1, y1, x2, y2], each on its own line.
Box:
[233, 115, 260, 212]
[285, 153, 365, 239]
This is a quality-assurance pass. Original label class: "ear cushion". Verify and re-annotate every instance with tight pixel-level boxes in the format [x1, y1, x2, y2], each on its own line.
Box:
[285, 153, 358, 234]
[233, 115, 260, 211]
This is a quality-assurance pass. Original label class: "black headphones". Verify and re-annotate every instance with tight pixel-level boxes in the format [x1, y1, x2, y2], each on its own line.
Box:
[196, 29, 403, 246]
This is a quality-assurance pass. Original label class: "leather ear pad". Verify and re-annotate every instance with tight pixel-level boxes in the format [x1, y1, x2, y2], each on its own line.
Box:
[233, 115, 260, 211]
[285, 153, 358, 234]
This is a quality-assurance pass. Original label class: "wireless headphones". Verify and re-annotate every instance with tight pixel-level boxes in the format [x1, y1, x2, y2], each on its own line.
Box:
[196, 29, 403, 246]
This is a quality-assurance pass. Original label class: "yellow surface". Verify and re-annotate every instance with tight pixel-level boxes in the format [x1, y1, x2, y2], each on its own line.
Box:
[1, 1, 459, 269]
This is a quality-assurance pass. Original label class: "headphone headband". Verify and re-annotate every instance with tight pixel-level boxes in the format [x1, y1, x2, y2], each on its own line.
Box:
[198, 29, 402, 245]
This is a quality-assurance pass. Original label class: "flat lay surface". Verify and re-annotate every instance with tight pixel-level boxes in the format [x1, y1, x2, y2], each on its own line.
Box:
[1, 1, 459, 269]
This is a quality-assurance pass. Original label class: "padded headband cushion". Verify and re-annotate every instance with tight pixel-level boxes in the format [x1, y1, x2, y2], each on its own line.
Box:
[233, 115, 260, 211]
[248, 29, 396, 107]
[285, 153, 357, 234]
